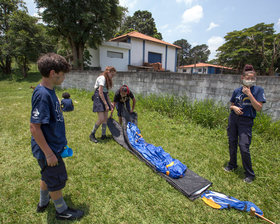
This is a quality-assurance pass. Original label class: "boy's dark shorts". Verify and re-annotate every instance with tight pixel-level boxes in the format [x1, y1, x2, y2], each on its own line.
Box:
[37, 155, 68, 192]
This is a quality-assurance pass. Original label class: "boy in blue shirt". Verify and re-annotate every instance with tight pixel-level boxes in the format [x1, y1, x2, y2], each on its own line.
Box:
[30, 53, 84, 220]
[224, 64, 266, 183]
[61, 92, 74, 112]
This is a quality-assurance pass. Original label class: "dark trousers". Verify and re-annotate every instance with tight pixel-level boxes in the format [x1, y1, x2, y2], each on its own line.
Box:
[227, 112, 255, 178]
[116, 101, 131, 117]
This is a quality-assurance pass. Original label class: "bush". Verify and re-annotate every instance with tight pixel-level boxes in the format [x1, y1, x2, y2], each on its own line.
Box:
[137, 94, 280, 141]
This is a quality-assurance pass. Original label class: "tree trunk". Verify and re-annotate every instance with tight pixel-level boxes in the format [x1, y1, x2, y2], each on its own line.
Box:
[69, 37, 84, 70]
[3, 57, 12, 74]
[23, 57, 28, 78]
[78, 44, 84, 70]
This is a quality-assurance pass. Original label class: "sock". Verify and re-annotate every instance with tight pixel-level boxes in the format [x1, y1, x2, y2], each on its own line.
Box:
[102, 123, 107, 136]
[39, 189, 50, 207]
[91, 123, 100, 135]
[53, 197, 68, 213]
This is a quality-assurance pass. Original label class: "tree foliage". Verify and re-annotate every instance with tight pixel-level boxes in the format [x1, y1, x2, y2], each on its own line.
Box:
[7, 11, 54, 77]
[173, 39, 210, 66]
[115, 10, 162, 40]
[189, 44, 210, 64]
[0, 0, 26, 74]
[173, 39, 191, 66]
[217, 23, 280, 75]
[35, 0, 124, 70]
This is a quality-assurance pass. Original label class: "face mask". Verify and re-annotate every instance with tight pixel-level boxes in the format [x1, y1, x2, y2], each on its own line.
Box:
[242, 79, 256, 87]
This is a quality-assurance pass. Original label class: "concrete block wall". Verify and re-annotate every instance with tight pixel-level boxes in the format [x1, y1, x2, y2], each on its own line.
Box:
[61, 71, 280, 120]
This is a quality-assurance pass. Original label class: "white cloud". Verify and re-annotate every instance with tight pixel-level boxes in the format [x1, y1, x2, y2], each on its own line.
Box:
[207, 22, 219, 31]
[277, 18, 280, 27]
[119, 0, 138, 12]
[176, 0, 195, 6]
[175, 24, 192, 34]
[207, 36, 224, 59]
[160, 24, 169, 30]
[182, 5, 203, 24]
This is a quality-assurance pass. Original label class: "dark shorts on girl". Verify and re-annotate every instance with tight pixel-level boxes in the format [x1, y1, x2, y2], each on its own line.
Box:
[37, 155, 68, 192]
[93, 89, 111, 112]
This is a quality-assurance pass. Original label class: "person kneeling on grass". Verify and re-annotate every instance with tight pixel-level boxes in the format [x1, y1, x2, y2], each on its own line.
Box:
[61, 92, 74, 112]
[110, 85, 136, 125]
[30, 53, 84, 220]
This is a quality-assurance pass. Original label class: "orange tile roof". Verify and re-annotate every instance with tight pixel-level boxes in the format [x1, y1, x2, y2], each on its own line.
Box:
[110, 31, 181, 49]
[179, 63, 232, 69]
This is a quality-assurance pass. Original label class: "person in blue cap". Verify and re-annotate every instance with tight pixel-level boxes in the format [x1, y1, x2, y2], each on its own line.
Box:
[30, 53, 84, 220]
[224, 64, 266, 183]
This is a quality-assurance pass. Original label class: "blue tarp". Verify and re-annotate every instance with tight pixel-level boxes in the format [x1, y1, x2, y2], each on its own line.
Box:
[126, 122, 187, 178]
[201, 190, 263, 215]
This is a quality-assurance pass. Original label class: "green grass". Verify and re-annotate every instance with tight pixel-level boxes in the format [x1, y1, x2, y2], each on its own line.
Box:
[0, 73, 279, 224]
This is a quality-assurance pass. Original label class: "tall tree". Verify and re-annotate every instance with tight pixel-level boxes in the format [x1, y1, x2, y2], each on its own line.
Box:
[245, 23, 280, 76]
[173, 39, 191, 66]
[8, 10, 54, 77]
[217, 23, 280, 75]
[35, 0, 124, 70]
[0, 0, 26, 74]
[116, 10, 162, 40]
[189, 44, 210, 64]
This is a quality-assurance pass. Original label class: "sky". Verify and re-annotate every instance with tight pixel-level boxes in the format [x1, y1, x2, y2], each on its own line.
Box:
[24, 0, 280, 60]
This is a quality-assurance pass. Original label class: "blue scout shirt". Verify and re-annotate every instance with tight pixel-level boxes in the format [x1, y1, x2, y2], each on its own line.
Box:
[30, 85, 67, 159]
[230, 85, 266, 119]
[61, 98, 74, 112]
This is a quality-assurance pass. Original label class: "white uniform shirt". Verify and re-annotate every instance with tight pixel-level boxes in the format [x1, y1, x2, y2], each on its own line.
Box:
[94, 75, 108, 92]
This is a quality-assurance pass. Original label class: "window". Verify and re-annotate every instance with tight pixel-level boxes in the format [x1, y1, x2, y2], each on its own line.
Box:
[183, 69, 186, 72]
[198, 68, 202, 72]
[107, 51, 123, 58]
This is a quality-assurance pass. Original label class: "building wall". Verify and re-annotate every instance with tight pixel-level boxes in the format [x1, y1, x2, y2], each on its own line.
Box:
[99, 45, 129, 71]
[166, 46, 177, 72]
[130, 38, 144, 66]
[61, 71, 280, 120]
[88, 48, 100, 68]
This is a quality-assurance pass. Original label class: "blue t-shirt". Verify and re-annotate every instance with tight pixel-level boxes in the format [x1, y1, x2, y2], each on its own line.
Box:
[61, 98, 74, 112]
[230, 85, 266, 119]
[30, 85, 67, 159]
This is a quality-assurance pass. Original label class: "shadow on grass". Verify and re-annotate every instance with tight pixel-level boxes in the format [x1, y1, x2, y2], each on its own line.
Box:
[0, 71, 41, 83]
[222, 161, 245, 180]
[46, 194, 89, 223]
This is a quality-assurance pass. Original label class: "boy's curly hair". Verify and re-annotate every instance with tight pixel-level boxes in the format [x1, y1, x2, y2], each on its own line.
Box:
[37, 53, 71, 77]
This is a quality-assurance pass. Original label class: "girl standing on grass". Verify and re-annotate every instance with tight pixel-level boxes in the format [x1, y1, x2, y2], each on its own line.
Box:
[89, 66, 116, 143]
[224, 64, 266, 183]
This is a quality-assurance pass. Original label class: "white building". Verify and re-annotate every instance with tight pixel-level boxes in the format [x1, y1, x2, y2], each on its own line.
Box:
[87, 31, 181, 72]
[178, 63, 233, 74]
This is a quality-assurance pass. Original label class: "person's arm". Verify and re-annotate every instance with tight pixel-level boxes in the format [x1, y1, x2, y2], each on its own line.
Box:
[230, 102, 244, 115]
[242, 86, 263, 111]
[98, 86, 109, 111]
[131, 97, 136, 112]
[30, 123, 58, 166]
[110, 102, 116, 117]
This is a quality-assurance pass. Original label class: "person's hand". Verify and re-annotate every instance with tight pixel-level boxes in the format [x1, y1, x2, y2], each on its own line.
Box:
[242, 86, 252, 96]
[105, 104, 109, 112]
[232, 106, 243, 115]
[46, 153, 58, 167]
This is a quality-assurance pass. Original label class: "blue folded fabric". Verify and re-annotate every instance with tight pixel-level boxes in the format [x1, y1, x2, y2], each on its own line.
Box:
[126, 122, 187, 178]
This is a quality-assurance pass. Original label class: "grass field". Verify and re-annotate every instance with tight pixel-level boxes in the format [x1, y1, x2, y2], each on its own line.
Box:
[0, 73, 279, 224]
